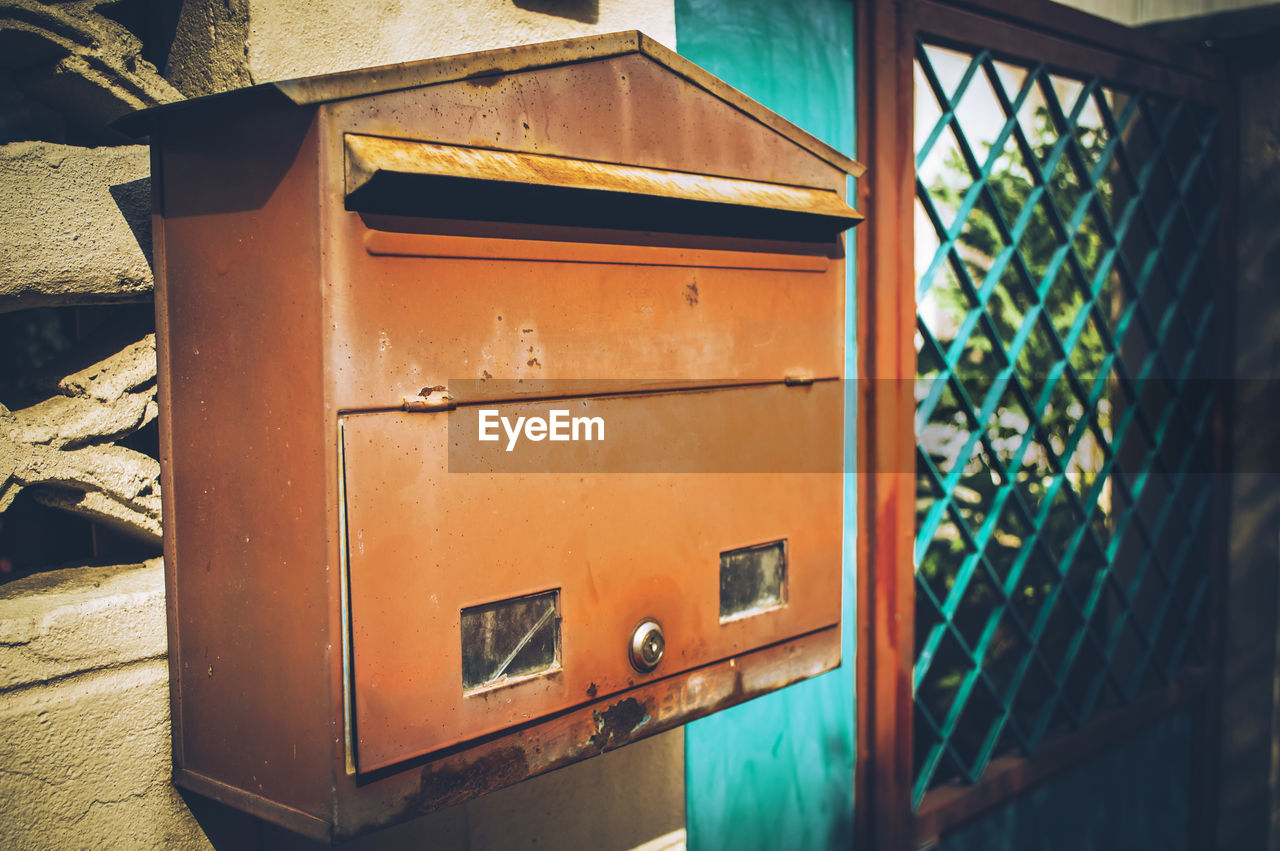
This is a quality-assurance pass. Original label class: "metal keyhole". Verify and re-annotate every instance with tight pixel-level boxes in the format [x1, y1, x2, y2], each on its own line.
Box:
[629, 619, 664, 673]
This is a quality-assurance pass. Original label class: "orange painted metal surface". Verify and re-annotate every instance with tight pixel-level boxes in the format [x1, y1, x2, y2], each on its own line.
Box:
[329, 226, 845, 411]
[344, 385, 843, 771]
[142, 31, 862, 840]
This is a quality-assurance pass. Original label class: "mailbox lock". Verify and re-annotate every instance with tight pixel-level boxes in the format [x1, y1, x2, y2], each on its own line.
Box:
[629, 619, 665, 673]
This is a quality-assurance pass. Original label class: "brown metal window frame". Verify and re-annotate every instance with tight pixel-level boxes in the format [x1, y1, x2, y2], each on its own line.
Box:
[853, 0, 1235, 848]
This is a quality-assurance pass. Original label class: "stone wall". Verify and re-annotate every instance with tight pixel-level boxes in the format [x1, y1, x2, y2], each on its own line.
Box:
[0, 560, 204, 848]
[0, 1, 685, 848]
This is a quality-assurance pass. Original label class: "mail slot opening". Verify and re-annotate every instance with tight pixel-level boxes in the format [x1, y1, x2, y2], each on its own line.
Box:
[462, 590, 562, 693]
[720, 540, 788, 622]
[357, 211, 844, 259]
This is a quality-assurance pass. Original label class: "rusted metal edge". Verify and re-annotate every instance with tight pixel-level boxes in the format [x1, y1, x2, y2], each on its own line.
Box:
[400, 386, 455, 412]
[114, 31, 864, 178]
[336, 625, 841, 839]
[173, 767, 333, 843]
[345, 134, 862, 222]
[281, 30, 645, 103]
[276, 30, 643, 103]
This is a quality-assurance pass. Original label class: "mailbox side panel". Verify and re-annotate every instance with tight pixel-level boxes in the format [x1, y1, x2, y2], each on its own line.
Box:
[155, 100, 337, 833]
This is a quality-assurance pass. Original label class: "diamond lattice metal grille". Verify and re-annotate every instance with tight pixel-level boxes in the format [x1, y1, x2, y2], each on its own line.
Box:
[912, 39, 1220, 804]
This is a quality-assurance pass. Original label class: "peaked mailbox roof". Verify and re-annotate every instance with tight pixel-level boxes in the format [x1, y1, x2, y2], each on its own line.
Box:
[119, 30, 864, 179]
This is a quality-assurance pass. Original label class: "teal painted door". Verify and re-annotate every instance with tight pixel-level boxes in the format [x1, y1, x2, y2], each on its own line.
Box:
[674, 2, 857, 849]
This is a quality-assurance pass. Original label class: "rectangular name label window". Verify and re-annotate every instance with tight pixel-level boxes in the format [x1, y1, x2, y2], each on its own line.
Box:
[461, 590, 561, 693]
[720, 540, 788, 622]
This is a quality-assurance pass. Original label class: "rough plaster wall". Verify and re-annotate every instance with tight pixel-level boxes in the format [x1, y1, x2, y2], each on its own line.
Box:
[165, 0, 252, 98]
[0, 0, 180, 142]
[245, 0, 676, 83]
[0, 142, 152, 310]
[1, 332, 162, 543]
[0, 561, 206, 849]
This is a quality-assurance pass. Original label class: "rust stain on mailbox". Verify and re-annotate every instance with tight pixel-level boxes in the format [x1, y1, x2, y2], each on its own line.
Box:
[135, 30, 863, 842]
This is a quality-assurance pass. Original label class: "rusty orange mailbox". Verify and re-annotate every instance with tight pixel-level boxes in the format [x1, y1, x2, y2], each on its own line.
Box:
[135, 31, 863, 841]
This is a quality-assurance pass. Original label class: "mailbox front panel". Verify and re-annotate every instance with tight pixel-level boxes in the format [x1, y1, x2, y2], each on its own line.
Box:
[342, 383, 843, 772]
